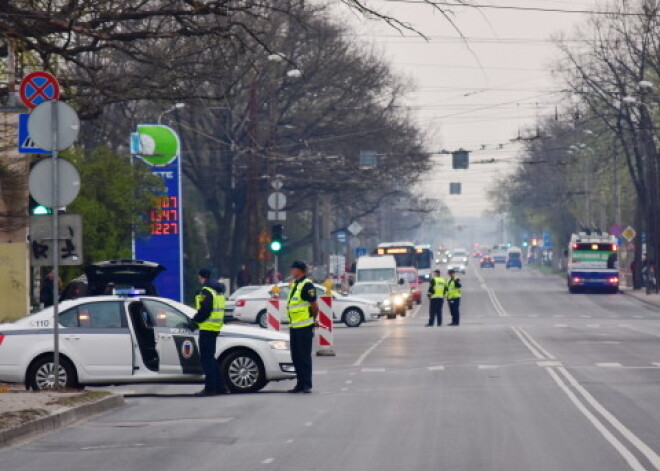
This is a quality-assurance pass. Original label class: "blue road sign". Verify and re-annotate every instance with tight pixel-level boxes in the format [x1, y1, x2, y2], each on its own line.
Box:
[335, 231, 348, 244]
[355, 247, 367, 258]
[18, 114, 52, 154]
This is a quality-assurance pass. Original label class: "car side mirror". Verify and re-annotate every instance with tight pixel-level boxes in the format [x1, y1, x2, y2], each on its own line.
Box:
[398, 278, 405, 285]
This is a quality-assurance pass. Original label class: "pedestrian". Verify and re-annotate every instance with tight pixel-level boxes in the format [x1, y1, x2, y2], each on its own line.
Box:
[39, 270, 59, 307]
[446, 269, 462, 326]
[286, 261, 318, 394]
[236, 264, 251, 288]
[426, 269, 446, 326]
[191, 268, 227, 396]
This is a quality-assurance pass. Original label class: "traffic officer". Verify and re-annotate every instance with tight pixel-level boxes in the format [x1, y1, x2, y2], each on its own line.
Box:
[426, 269, 446, 326]
[446, 269, 462, 326]
[287, 261, 318, 394]
[192, 268, 227, 396]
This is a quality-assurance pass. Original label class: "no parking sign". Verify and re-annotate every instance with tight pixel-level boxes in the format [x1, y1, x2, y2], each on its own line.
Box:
[19, 71, 60, 109]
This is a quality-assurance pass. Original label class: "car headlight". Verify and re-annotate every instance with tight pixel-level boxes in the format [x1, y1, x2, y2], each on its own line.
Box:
[382, 299, 391, 306]
[393, 296, 404, 306]
[268, 340, 290, 350]
[402, 292, 410, 299]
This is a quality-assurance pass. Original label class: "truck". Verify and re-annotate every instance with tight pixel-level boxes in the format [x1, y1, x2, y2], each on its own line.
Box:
[567, 232, 619, 293]
[356, 255, 398, 284]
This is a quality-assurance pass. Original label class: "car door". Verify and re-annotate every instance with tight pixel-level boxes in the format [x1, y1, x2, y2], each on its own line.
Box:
[142, 299, 203, 376]
[58, 301, 133, 378]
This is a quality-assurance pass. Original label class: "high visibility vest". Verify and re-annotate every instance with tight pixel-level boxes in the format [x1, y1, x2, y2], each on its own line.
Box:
[447, 278, 462, 299]
[287, 278, 315, 329]
[195, 287, 225, 331]
[430, 277, 446, 298]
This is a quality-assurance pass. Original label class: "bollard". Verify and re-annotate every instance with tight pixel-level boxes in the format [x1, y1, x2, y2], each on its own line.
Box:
[267, 297, 281, 332]
[316, 294, 336, 356]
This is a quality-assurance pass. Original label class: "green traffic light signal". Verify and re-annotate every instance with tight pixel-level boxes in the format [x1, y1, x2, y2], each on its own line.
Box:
[269, 240, 282, 252]
[32, 205, 52, 215]
[522, 241, 529, 247]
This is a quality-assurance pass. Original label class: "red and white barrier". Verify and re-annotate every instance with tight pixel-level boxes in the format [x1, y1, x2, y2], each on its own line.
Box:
[316, 295, 336, 356]
[267, 297, 281, 332]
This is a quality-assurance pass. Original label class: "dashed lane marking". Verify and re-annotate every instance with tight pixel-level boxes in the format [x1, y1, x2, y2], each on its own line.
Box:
[537, 361, 562, 367]
[478, 365, 499, 369]
[361, 367, 386, 372]
[596, 363, 623, 368]
[427, 365, 445, 371]
[353, 331, 392, 367]
[262, 458, 275, 464]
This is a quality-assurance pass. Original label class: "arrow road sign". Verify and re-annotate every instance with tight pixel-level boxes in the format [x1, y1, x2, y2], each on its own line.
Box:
[19, 71, 60, 109]
[18, 114, 52, 154]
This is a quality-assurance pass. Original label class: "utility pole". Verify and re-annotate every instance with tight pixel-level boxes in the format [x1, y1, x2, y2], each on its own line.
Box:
[246, 79, 260, 280]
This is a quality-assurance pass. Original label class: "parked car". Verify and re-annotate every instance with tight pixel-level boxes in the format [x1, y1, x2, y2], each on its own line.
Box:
[349, 282, 406, 319]
[233, 283, 380, 328]
[480, 256, 495, 268]
[0, 294, 295, 393]
[60, 260, 165, 301]
[397, 267, 422, 305]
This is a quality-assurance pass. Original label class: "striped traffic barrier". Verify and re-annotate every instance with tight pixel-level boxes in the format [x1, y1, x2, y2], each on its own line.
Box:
[316, 294, 336, 356]
[267, 286, 282, 331]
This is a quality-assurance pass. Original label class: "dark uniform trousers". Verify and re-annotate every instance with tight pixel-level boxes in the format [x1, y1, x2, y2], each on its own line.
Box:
[199, 330, 225, 393]
[428, 298, 444, 325]
[448, 298, 460, 325]
[290, 325, 314, 390]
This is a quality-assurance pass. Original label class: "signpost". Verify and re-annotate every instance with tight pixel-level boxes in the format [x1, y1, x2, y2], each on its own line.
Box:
[24, 76, 80, 389]
[19, 71, 60, 109]
[622, 226, 637, 242]
[131, 124, 184, 301]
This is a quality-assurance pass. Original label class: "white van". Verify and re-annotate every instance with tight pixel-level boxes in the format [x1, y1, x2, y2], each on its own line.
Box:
[356, 255, 398, 284]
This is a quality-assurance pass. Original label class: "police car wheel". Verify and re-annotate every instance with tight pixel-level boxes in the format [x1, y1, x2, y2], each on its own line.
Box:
[342, 308, 363, 327]
[257, 310, 268, 329]
[222, 350, 266, 393]
[28, 355, 77, 391]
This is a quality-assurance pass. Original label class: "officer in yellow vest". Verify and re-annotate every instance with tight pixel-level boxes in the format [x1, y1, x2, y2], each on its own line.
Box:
[426, 269, 446, 326]
[192, 268, 227, 396]
[446, 269, 462, 326]
[287, 261, 319, 393]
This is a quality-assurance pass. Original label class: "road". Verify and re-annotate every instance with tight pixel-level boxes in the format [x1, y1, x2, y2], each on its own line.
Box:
[3, 265, 660, 470]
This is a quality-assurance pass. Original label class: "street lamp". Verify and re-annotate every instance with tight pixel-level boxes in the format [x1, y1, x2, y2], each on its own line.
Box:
[158, 102, 185, 124]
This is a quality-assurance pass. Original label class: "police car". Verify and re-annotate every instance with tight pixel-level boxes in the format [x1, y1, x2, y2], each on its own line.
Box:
[0, 293, 296, 393]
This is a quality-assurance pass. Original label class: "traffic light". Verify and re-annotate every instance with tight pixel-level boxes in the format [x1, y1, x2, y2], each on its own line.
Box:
[531, 238, 538, 246]
[522, 241, 529, 247]
[29, 195, 52, 215]
[270, 224, 283, 253]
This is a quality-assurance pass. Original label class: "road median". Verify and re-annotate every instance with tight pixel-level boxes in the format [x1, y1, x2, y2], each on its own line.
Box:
[0, 388, 124, 448]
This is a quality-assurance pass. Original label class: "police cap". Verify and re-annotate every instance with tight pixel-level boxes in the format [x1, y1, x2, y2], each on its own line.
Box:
[291, 260, 307, 272]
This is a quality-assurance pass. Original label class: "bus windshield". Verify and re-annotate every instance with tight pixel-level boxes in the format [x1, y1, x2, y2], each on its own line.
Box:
[415, 249, 433, 269]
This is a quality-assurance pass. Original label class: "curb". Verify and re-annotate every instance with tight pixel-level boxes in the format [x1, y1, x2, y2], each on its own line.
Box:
[0, 393, 125, 449]
[621, 290, 660, 311]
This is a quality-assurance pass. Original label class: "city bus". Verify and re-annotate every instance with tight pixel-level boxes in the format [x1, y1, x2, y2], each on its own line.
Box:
[567, 232, 619, 293]
[376, 242, 416, 268]
[415, 245, 434, 280]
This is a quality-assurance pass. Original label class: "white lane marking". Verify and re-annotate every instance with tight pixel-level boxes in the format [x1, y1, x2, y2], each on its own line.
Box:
[622, 325, 660, 340]
[475, 268, 508, 317]
[262, 458, 275, 464]
[555, 324, 569, 328]
[345, 380, 353, 384]
[341, 387, 349, 391]
[529, 314, 539, 318]
[478, 365, 499, 370]
[428, 365, 445, 371]
[353, 331, 392, 367]
[545, 368, 648, 471]
[305, 422, 313, 427]
[410, 303, 422, 319]
[579, 315, 592, 318]
[596, 363, 623, 368]
[537, 361, 562, 367]
[634, 315, 643, 319]
[286, 439, 294, 444]
[361, 367, 386, 372]
[653, 363, 660, 367]
[517, 326, 556, 360]
[511, 326, 545, 360]
[558, 366, 660, 469]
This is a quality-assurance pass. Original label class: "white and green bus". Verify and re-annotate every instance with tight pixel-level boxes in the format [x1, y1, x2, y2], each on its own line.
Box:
[567, 232, 619, 293]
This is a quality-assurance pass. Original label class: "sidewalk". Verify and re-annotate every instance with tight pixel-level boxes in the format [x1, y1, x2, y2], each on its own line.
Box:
[620, 286, 660, 310]
[0, 386, 124, 448]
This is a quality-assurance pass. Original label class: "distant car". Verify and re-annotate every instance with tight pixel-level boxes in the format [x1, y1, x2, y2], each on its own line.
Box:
[349, 282, 404, 318]
[224, 286, 262, 321]
[60, 260, 165, 301]
[397, 267, 422, 305]
[233, 283, 380, 328]
[472, 251, 482, 258]
[447, 257, 468, 274]
[0, 295, 295, 393]
[480, 256, 495, 268]
[506, 247, 523, 269]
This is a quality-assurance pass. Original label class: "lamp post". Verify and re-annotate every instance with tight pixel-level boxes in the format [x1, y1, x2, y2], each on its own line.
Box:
[158, 102, 185, 124]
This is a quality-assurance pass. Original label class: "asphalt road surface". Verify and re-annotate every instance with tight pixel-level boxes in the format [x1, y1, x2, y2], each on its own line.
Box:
[3, 265, 660, 470]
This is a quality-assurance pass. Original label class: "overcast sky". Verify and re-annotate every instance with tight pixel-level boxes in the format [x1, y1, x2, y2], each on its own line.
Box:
[329, 0, 604, 217]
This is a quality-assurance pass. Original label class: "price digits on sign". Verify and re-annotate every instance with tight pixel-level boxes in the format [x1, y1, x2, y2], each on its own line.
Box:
[150, 196, 179, 235]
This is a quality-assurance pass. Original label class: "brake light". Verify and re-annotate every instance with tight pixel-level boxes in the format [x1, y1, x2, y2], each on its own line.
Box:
[236, 299, 246, 307]
[572, 276, 581, 283]
[609, 277, 619, 284]
[0, 334, 4, 346]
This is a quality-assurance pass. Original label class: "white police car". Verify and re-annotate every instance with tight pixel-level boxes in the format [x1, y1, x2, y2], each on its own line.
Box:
[0, 293, 295, 393]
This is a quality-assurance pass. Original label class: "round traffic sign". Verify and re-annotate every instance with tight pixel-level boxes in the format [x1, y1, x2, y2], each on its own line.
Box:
[268, 192, 286, 210]
[28, 158, 81, 207]
[19, 71, 60, 109]
[28, 100, 80, 151]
